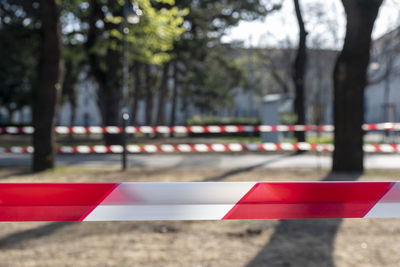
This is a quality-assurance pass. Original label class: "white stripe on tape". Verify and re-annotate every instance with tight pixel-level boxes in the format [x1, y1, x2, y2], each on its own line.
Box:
[194, 144, 209, 152]
[140, 126, 154, 134]
[160, 144, 175, 152]
[127, 145, 140, 153]
[207, 126, 222, 133]
[225, 125, 239, 132]
[261, 143, 277, 151]
[144, 145, 157, 153]
[6, 127, 18, 134]
[56, 126, 69, 134]
[73, 127, 86, 134]
[228, 143, 243, 152]
[77, 146, 90, 153]
[110, 145, 123, 153]
[190, 126, 204, 133]
[60, 146, 73, 153]
[84, 182, 256, 221]
[211, 144, 227, 152]
[365, 183, 400, 218]
[173, 126, 187, 133]
[93, 145, 107, 153]
[125, 126, 136, 134]
[156, 126, 170, 133]
[177, 144, 192, 152]
[89, 126, 103, 134]
[23, 127, 34, 134]
[105, 126, 120, 134]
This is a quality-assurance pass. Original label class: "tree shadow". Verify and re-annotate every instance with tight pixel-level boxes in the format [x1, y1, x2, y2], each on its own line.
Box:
[203, 153, 296, 182]
[0, 221, 147, 250]
[246, 172, 361, 267]
[0, 168, 36, 179]
[0, 222, 75, 250]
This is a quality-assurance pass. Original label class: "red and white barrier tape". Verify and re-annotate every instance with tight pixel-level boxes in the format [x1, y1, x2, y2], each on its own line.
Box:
[2, 143, 400, 154]
[1, 123, 399, 134]
[0, 182, 398, 221]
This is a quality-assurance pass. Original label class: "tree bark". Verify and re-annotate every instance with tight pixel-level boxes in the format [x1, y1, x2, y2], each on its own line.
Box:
[32, 0, 64, 171]
[156, 62, 170, 126]
[292, 0, 307, 142]
[145, 64, 153, 125]
[332, 0, 383, 173]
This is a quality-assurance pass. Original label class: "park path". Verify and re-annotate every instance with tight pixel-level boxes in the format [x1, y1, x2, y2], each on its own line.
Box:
[1, 152, 400, 170]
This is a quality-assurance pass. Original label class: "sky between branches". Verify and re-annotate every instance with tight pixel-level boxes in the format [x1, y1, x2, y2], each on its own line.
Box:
[223, 0, 400, 49]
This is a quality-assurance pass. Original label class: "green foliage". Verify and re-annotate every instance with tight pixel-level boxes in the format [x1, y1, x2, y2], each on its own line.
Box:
[84, 0, 187, 66]
[183, 47, 244, 113]
[280, 112, 297, 125]
[0, 1, 39, 115]
[128, 0, 188, 64]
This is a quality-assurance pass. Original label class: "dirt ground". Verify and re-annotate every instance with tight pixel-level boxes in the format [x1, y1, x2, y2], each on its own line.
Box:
[0, 167, 400, 267]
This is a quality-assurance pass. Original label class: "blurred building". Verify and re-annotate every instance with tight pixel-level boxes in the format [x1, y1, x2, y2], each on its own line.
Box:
[365, 27, 400, 123]
[58, 77, 102, 127]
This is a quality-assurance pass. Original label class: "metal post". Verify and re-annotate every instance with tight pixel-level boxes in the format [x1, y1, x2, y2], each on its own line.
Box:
[122, 112, 129, 170]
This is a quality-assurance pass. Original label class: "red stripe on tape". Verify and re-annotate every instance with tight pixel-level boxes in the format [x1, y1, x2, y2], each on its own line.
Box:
[0, 183, 117, 221]
[223, 182, 393, 219]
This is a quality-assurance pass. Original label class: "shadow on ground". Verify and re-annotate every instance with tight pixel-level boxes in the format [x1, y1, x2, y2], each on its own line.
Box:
[203, 153, 297, 182]
[0, 222, 75, 249]
[0, 168, 34, 179]
[246, 172, 361, 267]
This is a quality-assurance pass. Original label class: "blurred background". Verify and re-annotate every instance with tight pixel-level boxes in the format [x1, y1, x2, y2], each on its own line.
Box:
[1, 0, 400, 266]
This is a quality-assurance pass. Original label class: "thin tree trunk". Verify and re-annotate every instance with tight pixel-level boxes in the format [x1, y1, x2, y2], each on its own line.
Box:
[169, 62, 178, 137]
[292, 0, 307, 143]
[7, 108, 14, 124]
[156, 62, 170, 126]
[131, 62, 141, 125]
[68, 95, 77, 139]
[63, 60, 78, 139]
[332, 0, 383, 173]
[99, 61, 122, 145]
[145, 64, 153, 125]
[32, 0, 64, 171]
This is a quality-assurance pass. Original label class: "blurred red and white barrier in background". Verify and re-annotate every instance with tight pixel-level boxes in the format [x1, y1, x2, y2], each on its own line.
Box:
[1, 122, 400, 134]
[1, 143, 400, 154]
[0, 182, 399, 221]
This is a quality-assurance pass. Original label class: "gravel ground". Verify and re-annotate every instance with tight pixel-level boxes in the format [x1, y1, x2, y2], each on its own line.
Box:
[0, 167, 400, 267]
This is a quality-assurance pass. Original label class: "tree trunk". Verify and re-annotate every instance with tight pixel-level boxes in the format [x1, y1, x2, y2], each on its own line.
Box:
[85, 0, 122, 145]
[131, 62, 141, 125]
[156, 62, 170, 126]
[32, 0, 64, 171]
[169, 62, 178, 137]
[99, 46, 122, 145]
[145, 64, 153, 125]
[332, 0, 383, 173]
[292, 0, 307, 143]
